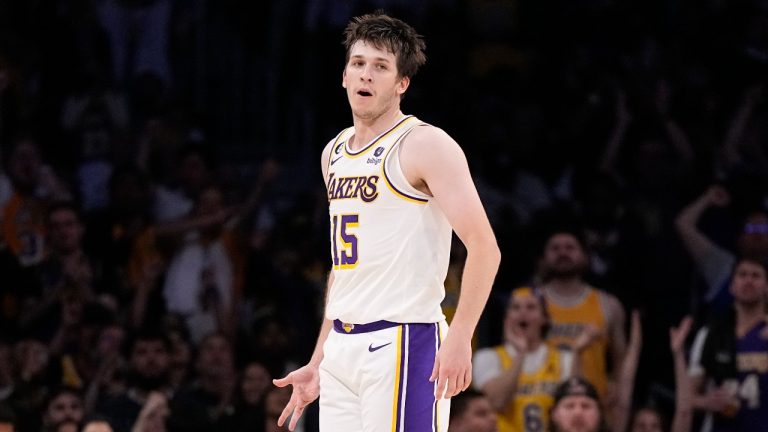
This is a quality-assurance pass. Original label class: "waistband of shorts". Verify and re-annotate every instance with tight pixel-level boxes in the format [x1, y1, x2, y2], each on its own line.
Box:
[332, 319, 401, 334]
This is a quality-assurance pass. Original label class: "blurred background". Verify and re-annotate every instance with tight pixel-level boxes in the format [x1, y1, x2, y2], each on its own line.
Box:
[0, 0, 767, 431]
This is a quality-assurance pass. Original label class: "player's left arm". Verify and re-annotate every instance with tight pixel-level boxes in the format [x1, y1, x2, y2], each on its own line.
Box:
[400, 126, 501, 399]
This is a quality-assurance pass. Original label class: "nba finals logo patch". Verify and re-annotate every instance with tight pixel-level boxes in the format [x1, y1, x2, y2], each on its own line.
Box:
[343, 323, 355, 333]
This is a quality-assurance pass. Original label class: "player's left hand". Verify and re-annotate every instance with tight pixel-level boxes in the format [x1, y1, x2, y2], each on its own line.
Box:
[430, 333, 472, 399]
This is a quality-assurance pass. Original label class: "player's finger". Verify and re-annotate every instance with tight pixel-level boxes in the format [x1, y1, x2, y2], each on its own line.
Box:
[451, 373, 464, 397]
[277, 397, 296, 426]
[434, 374, 447, 399]
[289, 405, 306, 431]
[429, 357, 440, 383]
[463, 369, 472, 391]
[443, 373, 457, 399]
[273, 374, 292, 387]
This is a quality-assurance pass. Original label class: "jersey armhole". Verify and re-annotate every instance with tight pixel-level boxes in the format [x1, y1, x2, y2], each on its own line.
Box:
[382, 124, 432, 202]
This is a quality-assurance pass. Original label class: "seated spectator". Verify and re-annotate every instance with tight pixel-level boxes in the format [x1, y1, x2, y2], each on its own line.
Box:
[94, 329, 172, 432]
[41, 388, 84, 432]
[167, 333, 236, 431]
[550, 378, 609, 432]
[448, 389, 498, 432]
[473, 286, 593, 432]
[232, 362, 271, 432]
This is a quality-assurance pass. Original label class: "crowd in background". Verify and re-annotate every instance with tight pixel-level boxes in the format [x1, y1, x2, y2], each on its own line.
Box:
[1, 0, 768, 431]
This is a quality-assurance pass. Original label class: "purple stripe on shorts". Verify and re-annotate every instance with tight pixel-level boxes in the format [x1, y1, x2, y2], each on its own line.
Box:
[403, 323, 439, 432]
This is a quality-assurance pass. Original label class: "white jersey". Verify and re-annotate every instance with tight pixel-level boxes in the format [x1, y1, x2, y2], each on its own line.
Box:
[324, 115, 452, 324]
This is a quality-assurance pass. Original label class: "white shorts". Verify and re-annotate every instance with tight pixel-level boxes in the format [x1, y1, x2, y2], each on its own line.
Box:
[319, 320, 451, 432]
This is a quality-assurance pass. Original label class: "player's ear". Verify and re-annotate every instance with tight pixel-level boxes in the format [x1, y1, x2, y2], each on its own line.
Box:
[342, 69, 347, 88]
[396, 76, 410, 95]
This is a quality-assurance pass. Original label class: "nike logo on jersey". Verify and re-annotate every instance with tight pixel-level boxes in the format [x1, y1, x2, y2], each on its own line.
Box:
[368, 342, 392, 352]
[331, 156, 343, 165]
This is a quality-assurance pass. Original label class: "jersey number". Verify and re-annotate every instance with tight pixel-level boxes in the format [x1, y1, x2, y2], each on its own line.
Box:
[523, 403, 543, 432]
[738, 374, 760, 409]
[331, 214, 358, 269]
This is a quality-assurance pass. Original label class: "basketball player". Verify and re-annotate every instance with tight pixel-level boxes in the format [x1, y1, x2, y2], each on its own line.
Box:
[273, 12, 500, 432]
[538, 231, 627, 400]
[473, 287, 591, 432]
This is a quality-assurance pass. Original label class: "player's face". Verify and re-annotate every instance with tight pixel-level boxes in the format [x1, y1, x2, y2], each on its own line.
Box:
[342, 41, 409, 121]
[542, 234, 589, 279]
[551, 395, 601, 432]
[507, 294, 547, 339]
[452, 397, 498, 432]
[630, 409, 663, 432]
[729, 260, 768, 306]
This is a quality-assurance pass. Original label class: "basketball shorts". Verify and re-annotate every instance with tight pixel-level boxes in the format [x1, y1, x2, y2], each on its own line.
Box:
[319, 319, 451, 432]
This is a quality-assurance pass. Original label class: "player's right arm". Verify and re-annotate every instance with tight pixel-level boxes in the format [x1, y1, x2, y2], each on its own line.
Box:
[273, 272, 334, 430]
[272, 140, 338, 431]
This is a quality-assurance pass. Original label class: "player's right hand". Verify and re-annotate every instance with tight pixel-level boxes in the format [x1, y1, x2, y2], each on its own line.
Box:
[273, 364, 320, 431]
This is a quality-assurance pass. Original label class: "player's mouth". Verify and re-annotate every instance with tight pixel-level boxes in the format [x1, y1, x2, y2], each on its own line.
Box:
[518, 321, 529, 330]
[357, 89, 373, 97]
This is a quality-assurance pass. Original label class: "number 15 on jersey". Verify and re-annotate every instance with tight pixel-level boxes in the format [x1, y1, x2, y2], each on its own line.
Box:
[331, 214, 359, 269]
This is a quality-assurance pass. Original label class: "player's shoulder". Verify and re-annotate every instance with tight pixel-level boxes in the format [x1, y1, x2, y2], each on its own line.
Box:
[401, 123, 463, 164]
[405, 123, 455, 145]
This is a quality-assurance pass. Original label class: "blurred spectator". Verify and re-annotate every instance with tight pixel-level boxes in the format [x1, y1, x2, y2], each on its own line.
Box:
[95, 0, 173, 86]
[130, 391, 168, 432]
[41, 388, 84, 432]
[472, 287, 588, 432]
[60, 76, 130, 213]
[162, 184, 242, 343]
[688, 257, 768, 432]
[94, 329, 172, 432]
[164, 326, 191, 390]
[538, 231, 627, 400]
[21, 203, 109, 332]
[676, 185, 768, 310]
[7, 338, 52, 432]
[231, 361, 271, 432]
[152, 145, 214, 224]
[262, 386, 290, 432]
[167, 333, 236, 431]
[447, 389, 498, 432]
[549, 377, 608, 432]
[2, 138, 70, 267]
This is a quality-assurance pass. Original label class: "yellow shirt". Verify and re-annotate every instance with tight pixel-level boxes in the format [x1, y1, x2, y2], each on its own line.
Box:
[495, 344, 565, 432]
[546, 287, 609, 396]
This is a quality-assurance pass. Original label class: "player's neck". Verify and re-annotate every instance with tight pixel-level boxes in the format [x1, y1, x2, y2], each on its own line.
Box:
[350, 108, 404, 150]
